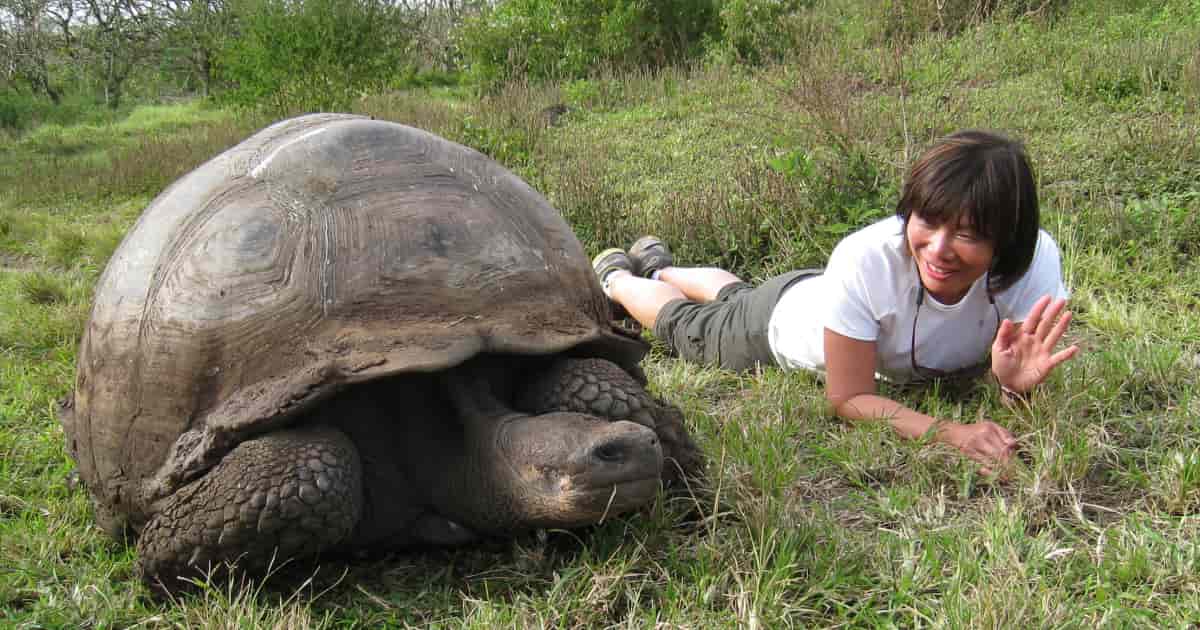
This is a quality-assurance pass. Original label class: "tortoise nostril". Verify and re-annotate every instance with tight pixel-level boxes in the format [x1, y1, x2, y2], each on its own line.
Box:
[593, 442, 625, 463]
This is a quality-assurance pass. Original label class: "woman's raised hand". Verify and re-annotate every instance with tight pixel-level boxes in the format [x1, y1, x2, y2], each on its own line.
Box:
[991, 295, 1080, 394]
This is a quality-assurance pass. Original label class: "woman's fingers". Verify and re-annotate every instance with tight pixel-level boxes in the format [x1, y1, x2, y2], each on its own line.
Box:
[965, 423, 1016, 464]
[993, 317, 1018, 351]
[987, 435, 1014, 462]
[1035, 297, 1068, 340]
[1022, 295, 1052, 334]
[1046, 344, 1080, 369]
[1040, 307, 1071, 347]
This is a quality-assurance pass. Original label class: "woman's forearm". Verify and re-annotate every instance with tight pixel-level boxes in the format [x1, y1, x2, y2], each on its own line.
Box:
[822, 329, 959, 445]
[832, 393, 950, 442]
[830, 392, 1018, 469]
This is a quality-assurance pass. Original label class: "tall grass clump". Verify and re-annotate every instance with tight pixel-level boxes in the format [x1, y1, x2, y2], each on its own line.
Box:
[1057, 4, 1200, 108]
[44, 230, 88, 270]
[17, 272, 70, 306]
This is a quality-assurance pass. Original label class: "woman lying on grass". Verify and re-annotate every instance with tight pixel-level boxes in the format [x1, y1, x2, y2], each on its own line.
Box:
[593, 130, 1079, 474]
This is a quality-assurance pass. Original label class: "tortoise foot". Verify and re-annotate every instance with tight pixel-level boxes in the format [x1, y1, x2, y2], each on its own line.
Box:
[136, 425, 362, 593]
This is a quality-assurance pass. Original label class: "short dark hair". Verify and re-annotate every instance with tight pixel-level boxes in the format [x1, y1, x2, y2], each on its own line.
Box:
[895, 130, 1040, 293]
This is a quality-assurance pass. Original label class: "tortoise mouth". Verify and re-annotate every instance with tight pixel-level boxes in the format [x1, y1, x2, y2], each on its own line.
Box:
[549, 477, 662, 526]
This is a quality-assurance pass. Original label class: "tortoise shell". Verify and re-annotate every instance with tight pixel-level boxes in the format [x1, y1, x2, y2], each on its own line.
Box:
[60, 113, 644, 535]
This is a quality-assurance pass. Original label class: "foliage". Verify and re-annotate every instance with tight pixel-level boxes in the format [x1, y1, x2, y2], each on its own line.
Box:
[457, 0, 719, 88]
[407, 0, 490, 73]
[855, 0, 1072, 43]
[0, 91, 32, 131]
[53, 0, 163, 110]
[215, 0, 417, 114]
[0, 89, 133, 135]
[156, 0, 240, 98]
[716, 0, 816, 65]
[0, 0, 67, 105]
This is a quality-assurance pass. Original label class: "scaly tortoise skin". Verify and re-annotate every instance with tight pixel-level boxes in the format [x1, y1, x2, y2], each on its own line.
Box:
[59, 113, 701, 591]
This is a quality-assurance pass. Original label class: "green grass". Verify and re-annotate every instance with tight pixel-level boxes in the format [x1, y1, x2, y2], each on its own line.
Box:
[3, 1, 1200, 626]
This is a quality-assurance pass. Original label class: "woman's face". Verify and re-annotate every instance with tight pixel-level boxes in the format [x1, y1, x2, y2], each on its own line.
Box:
[905, 213, 996, 304]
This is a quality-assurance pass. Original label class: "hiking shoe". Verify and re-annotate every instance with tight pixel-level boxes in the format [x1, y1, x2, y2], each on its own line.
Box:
[592, 248, 635, 285]
[592, 248, 640, 330]
[628, 236, 674, 278]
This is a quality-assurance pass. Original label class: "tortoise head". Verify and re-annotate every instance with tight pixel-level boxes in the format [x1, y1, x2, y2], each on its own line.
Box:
[439, 369, 663, 534]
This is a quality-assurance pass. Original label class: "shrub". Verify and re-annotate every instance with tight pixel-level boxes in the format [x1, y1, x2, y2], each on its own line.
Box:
[0, 90, 120, 134]
[855, 0, 1069, 44]
[718, 0, 816, 65]
[18, 272, 70, 306]
[217, 0, 418, 114]
[0, 91, 33, 131]
[45, 229, 88, 270]
[457, 0, 719, 89]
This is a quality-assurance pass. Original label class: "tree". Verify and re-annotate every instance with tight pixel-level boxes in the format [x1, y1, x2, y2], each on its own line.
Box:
[152, 0, 234, 97]
[410, 0, 488, 73]
[0, 0, 65, 103]
[46, 0, 161, 108]
[218, 0, 419, 113]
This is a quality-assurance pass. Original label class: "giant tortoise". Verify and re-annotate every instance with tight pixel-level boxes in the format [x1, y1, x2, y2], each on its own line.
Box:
[59, 113, 701, 590]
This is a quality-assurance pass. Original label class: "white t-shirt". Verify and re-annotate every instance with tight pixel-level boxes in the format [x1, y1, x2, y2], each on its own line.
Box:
[767, 216, 1069, 382]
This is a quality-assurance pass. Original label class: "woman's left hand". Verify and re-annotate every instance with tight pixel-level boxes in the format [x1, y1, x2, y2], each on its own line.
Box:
[991, 295, 1080, 394]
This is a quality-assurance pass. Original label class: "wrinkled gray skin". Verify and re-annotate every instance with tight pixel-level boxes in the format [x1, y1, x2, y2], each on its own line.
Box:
[135, 355, 697, 590]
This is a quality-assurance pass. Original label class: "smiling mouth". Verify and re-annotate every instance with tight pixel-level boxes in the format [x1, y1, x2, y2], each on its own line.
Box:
[923, 259, 957, 280]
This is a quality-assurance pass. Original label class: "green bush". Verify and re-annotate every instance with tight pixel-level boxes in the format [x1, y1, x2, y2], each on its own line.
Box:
[852, 0, 1069, 44]
[217, 0, 418, 114]
[0, 90, 121, 134]
[0, 91, 33, 131]
[392, 67, 462, 90]
[457, 0, 719, 88]
[718, 0, 815, 65]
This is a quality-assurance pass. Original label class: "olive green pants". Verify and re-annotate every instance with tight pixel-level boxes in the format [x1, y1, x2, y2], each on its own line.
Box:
[652, 269, 821, 372]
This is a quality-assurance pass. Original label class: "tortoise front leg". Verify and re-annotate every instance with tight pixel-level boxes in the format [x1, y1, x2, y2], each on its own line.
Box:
[516, 358, 703, 485]
[136, 425, 362, 592]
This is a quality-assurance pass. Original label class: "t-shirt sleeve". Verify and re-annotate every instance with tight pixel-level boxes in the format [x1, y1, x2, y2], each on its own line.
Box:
[823, 236, 883, 341]
[1000, 230, 1070, 322]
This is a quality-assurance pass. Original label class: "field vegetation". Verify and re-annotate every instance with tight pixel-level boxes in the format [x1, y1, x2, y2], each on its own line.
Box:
[2, 0, 1200, 626]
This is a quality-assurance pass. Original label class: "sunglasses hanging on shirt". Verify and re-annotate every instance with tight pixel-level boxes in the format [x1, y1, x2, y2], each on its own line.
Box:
[909, 269, 1001, 381]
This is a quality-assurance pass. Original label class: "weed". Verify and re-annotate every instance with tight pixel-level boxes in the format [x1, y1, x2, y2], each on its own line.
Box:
[44, 231, 88, 270]
[17, 273, 69, 306]
[1154, 448, 1200, 514]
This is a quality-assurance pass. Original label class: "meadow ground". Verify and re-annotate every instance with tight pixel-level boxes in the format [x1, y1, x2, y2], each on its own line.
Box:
[2, 2, 1200, 627]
